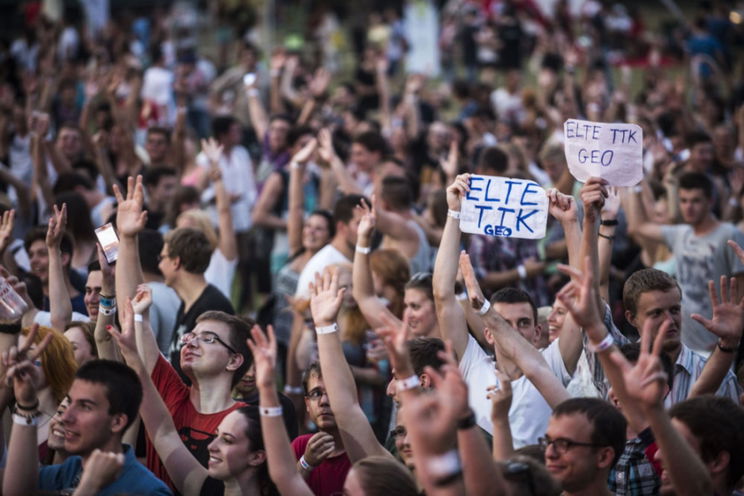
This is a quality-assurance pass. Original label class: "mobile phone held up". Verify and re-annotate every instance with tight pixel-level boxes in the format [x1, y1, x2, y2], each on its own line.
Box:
[95, 223, 119, 264]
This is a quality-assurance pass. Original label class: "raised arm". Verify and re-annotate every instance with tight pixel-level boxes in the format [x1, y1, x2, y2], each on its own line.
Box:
[352, 199, 400, 330]
[287, 142, 308, 256]
[113, 177, 154, 372]
[487, 370, 514, 461]
[202, 138, 238, 261]
[433, 174, 471, 359]
[2, 325, 52, 496]
[608, 320, 713, 496]
[317, 129, 363, 195]
[93, 246, 119, 360]
[372, 196, 420, 258]
[309, 268, 391, 463]
[45, 204, 73, 331]
[687, 276, 744, 397]
[250, 324, 314, 496]
[625, 179, 664, 244]
[108, 298, 207, 496]
[597, 187, 621, 302]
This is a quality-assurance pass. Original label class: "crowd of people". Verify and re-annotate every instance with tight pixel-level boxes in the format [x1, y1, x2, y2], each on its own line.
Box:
[1, 0, 744, 494]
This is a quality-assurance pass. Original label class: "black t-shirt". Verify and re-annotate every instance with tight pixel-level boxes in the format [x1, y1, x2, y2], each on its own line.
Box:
[169, 283, 235, 379]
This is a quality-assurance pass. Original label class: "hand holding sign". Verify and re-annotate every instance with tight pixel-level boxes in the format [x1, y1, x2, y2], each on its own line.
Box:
[459, 175, 548, 240]
[563, 119, 643, 186]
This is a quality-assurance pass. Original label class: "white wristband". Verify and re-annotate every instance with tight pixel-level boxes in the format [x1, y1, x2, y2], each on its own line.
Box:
[259, 406, 283, 417]
[355, 245, 371, 255]
[456, 291, 468, 301]
[12, 414, 39, 426]
[589, 333, 615, 353]
[447, 209, 461, 220]
[427, 449, 461, 479]
[397, 374, 420, 392]
[247, 88, 259, 97]
[315, 323, 339, 335]
[134, 314, 143, 323]
[516, 264, 527, 280]
[478, 299, 491, 316]
[99, 305, 116, 316]
[299, 455, 314, 471]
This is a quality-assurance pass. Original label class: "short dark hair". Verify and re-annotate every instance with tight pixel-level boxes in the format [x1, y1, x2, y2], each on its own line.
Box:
[212, 115, 238, 139]
[552, 398, 627, 467]
[678, 171, 714, 199]
[138, 229, 164, 275]
[669, 396, 744, 487]
[24, 226, 74, 261]
[195, 311, 254, 388]
[143, 166, 177, 188]
[622, 268, 680, 318]
[53, 171, 94, 194]
[409, 337, 445, 376]
[477, 146, 509, 174]
[381, 176, 413, 211]
[147, 126, 172, 143]
[287, 125, 314, 149]
[164, 228, 213, 274]
[491, 287, 538, 324]
[87, 260, 101, 273]
[333, 194, 367, 225]
[353, 131, 387, 155]
[75, 360, 142, 431]
[301, 361, 323, 394]
[686, 130, 712, 148]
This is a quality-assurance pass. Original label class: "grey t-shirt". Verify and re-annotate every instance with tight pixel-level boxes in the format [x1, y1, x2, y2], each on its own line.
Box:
[661, 222, 744, 353]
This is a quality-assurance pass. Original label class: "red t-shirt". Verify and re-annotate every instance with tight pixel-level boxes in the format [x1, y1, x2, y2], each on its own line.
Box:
[146, 355, 244, 491]
[292, 433, 351, 496]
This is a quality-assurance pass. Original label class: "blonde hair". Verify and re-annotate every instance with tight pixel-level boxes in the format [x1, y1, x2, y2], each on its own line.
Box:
[176, 208, 218, 250]
[22, 326, 78, 403]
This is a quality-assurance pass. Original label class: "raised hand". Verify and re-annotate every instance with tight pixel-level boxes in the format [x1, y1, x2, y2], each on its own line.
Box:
[131, 284, 153, 315]
[96, 245, 115, 291]
[303, 431, 336, 467]
[309, 268, 346, 327]
[108, 297, 137, 357]
[555, 256, 604, 338]
[45, 203, 67, 249]
[0, 209, 15, 254]
[608, 319, 671, 411]
[446, 173, 471, 211]
[459, 250, 486, 309]
[355, 197, 376, 243]
[76, 449, 125, 492]
[316, 129, 336, 165]
[291, 137, 318, 165]
[440, 137, 460, 179]
[547, 188, 577, 224]
[579, 177, 609, 222]
[728, 240, 744, 265]
[246, 324, 277, 390]
[601, 186, 622, 220]
[201, 137, 223, 165]
[309, 68, 331, 98]
[487, 369, 513, 422]
[113, 176, 147, 237]
[1, 324, 53, 406]
[690, 276, 744, 348]
[376, 313, 413, 377]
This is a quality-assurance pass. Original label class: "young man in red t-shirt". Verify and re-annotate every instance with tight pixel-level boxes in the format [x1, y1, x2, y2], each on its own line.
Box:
[291, 362, 351, 496]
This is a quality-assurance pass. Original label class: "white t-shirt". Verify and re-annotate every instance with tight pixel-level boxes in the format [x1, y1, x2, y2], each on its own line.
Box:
[294, 244, 350, 300]
[34, 310, 89, 326]
[460, 335, 571, 448]
[204, 248, 238, 300]
[197, 146, 257, 233]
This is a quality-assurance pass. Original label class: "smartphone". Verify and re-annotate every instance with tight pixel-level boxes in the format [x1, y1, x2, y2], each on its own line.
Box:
[95, 223, 119, 264]
[243, 72, 256, 86]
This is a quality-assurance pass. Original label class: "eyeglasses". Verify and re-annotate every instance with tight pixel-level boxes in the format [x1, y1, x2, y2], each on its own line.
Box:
[305, 388, 329, 401]
[180, 332, 238, 354]
[390, 425, 407, 439]
[538, 436, 602, 455]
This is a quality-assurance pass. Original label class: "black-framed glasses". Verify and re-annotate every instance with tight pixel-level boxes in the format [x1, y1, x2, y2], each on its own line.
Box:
[180, 331, 237, 354]
[538, 436, 601, 455]
[305, 388, 329, 401]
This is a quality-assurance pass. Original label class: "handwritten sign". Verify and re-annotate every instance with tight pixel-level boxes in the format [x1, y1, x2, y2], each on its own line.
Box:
[459, 175, 548, 240]
[563, 119, 643, 186]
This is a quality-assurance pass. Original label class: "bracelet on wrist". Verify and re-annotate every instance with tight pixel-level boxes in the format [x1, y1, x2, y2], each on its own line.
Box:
[428, 450, 463, 487]
[283, 385, 304, 395]
[447, 209, 461, 220]
[315, 323, 338, 335]
[134, 314, 143, 323]
[99, 305, 116, 316]
[478, 299, 491, 316]
[456, 291, 468, 301]
[598, 233, 615, 241]
[355, 245, 371, 255]
[15, 399, 40, 412]
[516, 264, 527, 280]
[0, 322, 22, 335]
[299, 455, 314, 471]
[600, 219, 618, 226]
[589, 333, 615, 353]
[396, 374, 420, 392]
[259, 405, 283, 417]
[456, 410, 477, 430]
[717, 340, 738, 353]
[12, 412, 41, 426]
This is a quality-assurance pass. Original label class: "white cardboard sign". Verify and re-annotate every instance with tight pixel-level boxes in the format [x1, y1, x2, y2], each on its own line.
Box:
[563, 118, 643, 186]
[459, 175, 548, 240]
